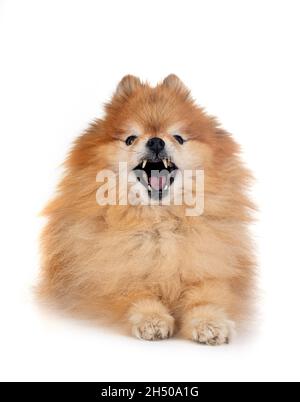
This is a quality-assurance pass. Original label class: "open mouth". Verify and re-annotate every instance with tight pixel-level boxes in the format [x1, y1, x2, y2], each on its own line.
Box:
[133, 158, 178, 199]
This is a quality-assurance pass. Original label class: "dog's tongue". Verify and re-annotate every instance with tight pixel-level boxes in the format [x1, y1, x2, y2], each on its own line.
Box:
[149, 175, 167, 191]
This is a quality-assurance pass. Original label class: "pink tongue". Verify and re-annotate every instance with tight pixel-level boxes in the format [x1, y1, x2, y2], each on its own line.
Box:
[149, 175, 167, 191]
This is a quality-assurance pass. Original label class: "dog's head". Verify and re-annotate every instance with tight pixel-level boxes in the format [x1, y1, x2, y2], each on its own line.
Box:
[68, 75, 240, 212]
[99, 74, 232, 205]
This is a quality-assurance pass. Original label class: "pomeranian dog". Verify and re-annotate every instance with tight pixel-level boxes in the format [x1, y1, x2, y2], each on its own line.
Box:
[39, 75, 255, 345]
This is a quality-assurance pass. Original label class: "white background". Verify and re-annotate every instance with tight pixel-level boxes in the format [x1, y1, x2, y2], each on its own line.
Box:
[0, 0, 299, 382]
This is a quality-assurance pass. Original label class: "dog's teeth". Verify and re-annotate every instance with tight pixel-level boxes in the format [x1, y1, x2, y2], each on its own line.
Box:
[142, 172, 148, 182]
[164, 184, 169, 190]
[142, 160, 147, 169]
[148, 184, 152, 191]
[163, 159, 168, 169]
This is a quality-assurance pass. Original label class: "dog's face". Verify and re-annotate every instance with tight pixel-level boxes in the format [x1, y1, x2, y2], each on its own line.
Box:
[99, 75, 218, 205]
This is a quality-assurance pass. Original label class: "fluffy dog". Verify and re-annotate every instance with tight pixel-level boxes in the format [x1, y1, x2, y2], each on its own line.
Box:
[39, 75, 255, 345]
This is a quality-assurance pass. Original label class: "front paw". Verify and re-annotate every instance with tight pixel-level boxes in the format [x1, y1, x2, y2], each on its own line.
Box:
[128, 299, 174, 341]
[131, 313, 174, 341]
[181, 305, 235, 346]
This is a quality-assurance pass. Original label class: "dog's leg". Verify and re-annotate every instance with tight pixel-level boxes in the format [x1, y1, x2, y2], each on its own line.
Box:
[179, 280, 236, 345]
[128, 299, 175, 341]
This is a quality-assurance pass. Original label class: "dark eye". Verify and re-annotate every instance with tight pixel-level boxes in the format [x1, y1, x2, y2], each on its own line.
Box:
[125, 135, 137, 146]
[173, 135, 185, 145]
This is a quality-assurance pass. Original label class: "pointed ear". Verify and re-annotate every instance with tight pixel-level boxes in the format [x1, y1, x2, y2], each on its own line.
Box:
[115, 75, 142, 98]
[162, 74, 191, 99]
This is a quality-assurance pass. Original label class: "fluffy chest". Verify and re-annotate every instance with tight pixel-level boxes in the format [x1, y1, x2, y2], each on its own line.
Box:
[126, 222, 182, 265]
[116, 219, 241, 284]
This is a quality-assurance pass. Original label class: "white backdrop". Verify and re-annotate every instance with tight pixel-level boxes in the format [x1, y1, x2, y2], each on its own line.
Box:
[0, 0, 299, 382]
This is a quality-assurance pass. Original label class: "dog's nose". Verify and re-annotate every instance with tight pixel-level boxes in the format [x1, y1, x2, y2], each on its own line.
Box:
[146, 137, 165, 154]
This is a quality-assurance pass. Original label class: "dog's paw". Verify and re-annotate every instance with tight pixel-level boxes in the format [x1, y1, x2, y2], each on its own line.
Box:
[181, 305, 235, 346]
[191, 318, 234, 345]
[128, 299, 174, 341]
[131, 313, 174, 340]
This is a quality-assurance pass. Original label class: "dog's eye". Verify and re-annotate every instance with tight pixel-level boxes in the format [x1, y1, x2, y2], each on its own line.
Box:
[173, 135, 185, 145]
[125, 135, 137, 146]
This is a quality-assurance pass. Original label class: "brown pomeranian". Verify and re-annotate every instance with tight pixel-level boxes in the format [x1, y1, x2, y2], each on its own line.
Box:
[39, 75, 255, 345]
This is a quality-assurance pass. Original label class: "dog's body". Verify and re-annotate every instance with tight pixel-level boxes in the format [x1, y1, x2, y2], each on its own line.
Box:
[39, 75, 255, 344]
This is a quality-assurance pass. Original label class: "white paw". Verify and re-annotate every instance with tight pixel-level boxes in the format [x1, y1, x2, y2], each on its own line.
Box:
[130, 312, 174, 341]
[191, 318, 235, 346]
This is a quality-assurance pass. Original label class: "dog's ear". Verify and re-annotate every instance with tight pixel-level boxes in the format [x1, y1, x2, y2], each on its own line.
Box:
[162, 74, 191, 100]
[115, 75, 142, 98]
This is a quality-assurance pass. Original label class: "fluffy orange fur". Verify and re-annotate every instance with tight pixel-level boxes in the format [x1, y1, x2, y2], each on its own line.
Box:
[39, 75, 255, 345]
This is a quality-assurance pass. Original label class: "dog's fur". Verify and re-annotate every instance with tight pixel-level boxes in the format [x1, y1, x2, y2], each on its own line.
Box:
[39, 75, 255, 345]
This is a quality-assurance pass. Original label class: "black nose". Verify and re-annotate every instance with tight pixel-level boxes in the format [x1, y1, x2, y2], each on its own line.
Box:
[146, 137, 165, 154]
